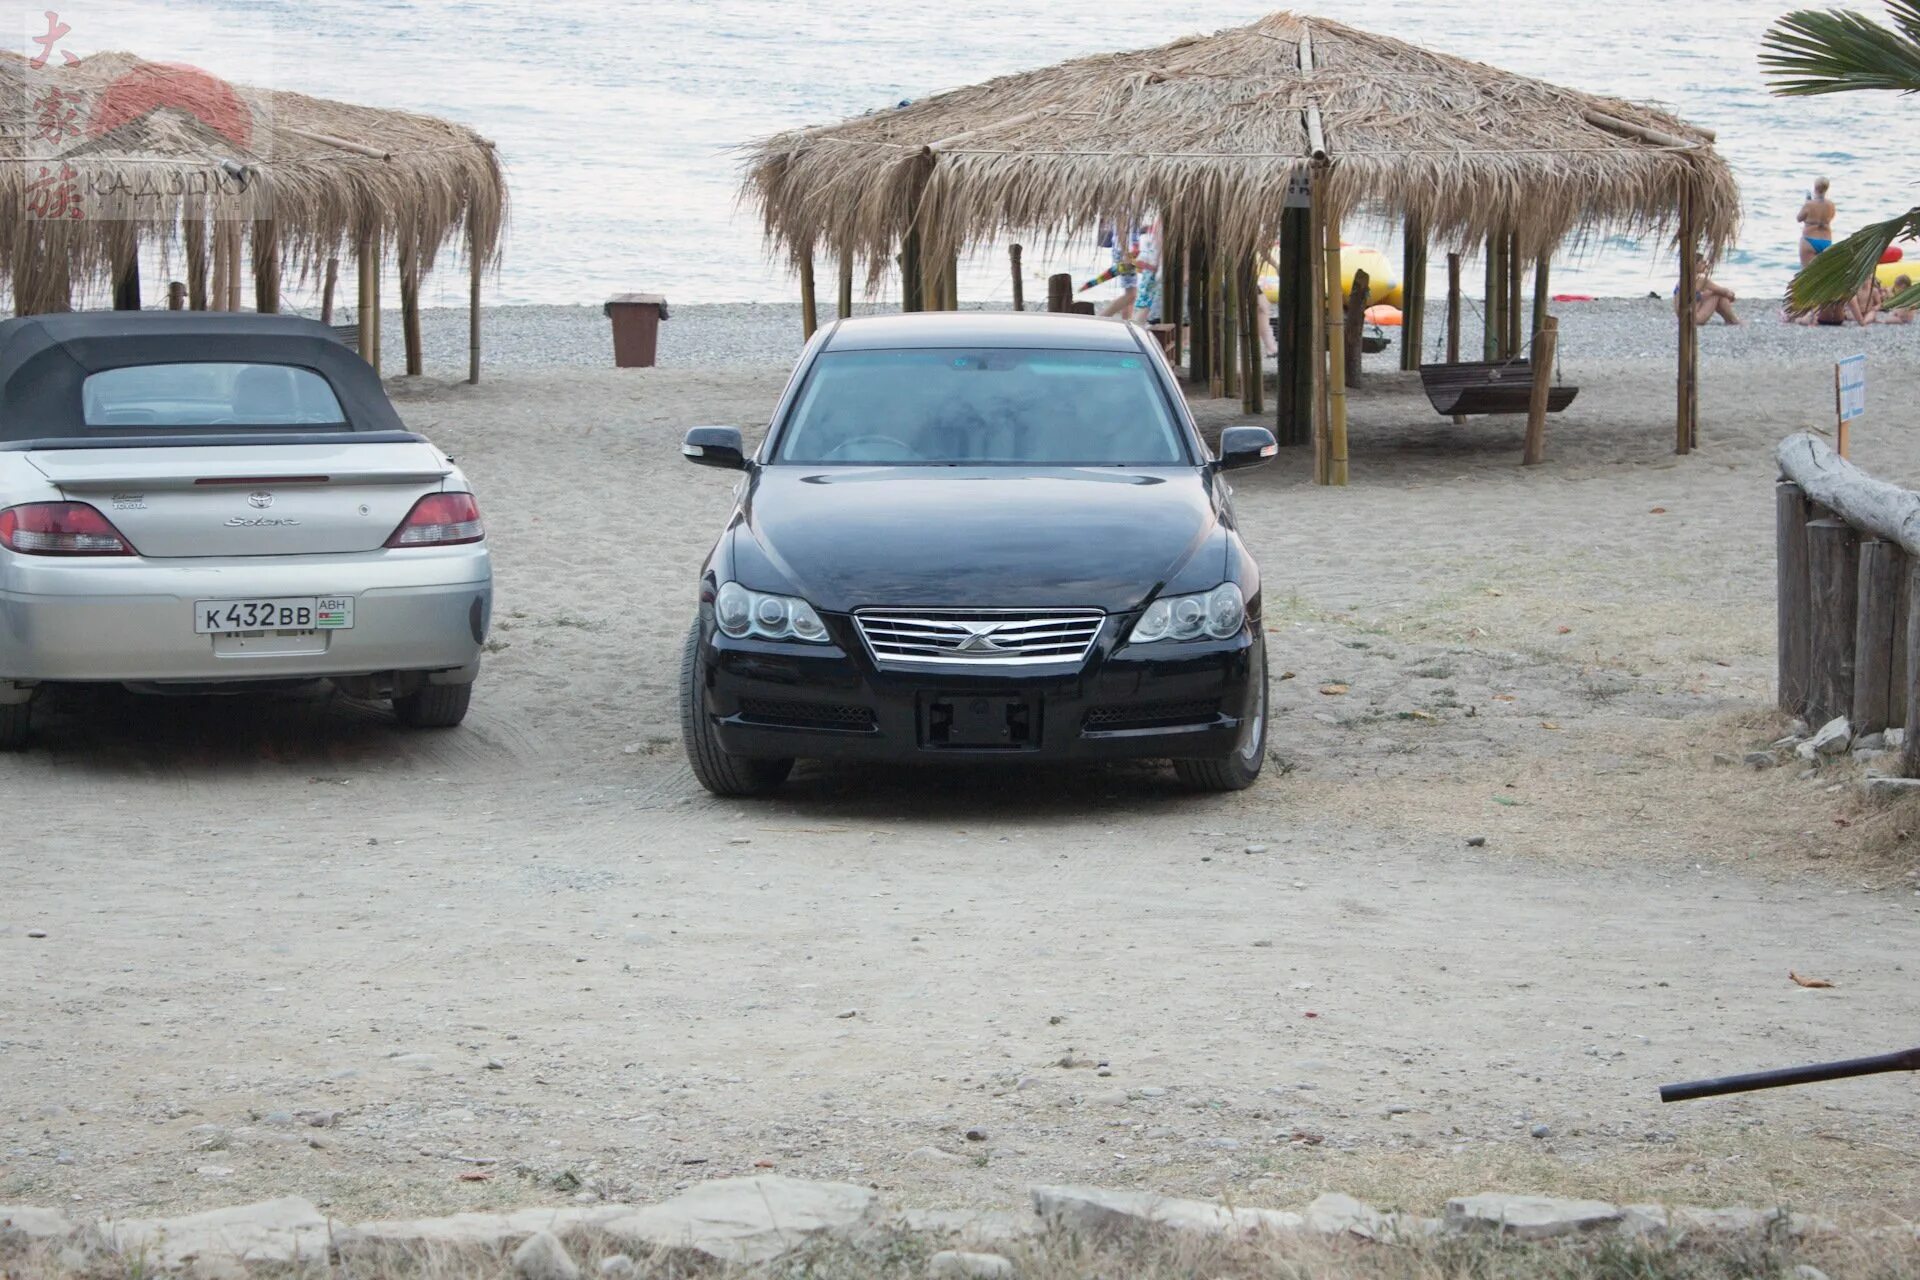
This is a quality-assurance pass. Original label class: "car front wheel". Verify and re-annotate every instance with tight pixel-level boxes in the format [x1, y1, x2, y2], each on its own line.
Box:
[1172, 633, 1267, 792]
[680, 620, 794, 797]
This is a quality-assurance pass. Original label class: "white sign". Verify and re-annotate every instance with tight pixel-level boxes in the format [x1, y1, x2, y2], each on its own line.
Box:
[1284, 174, 1311, 209]
[1838, 354, 1867, 424]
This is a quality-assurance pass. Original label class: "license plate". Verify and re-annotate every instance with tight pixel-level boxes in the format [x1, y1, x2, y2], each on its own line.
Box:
[195, 596, 354, 634]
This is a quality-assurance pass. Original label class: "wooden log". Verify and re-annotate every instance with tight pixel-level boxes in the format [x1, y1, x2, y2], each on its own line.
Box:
[1185, 240, 1209, 386]
[209, 225, 230, 312]
[1776, 432, 1920, 555]
[1009, 244, 1024, 312]
[1243, 257, 1264, 416]
[185, 220, 208, 311]
[1446, 252, 1464, 424]
[1895, 555, 1911, 726]
[1483, 237, 1499, 360]
[1310, 190, 1330, 483]
[1532, 253, 1551, 339]
[837, 256, 854, 319]
[1322, 190, 1349, 487]
[225, 222, 244, 312]
[1677, 191, 1699, 455]
[467, 234, 482, 385]
[1522, 315, 1558, 466]
[1047, 272, 1072, 313]
[1777, 480, 1813, 716]
[1221, 264, 1240, 402]
[1344, 267, 1368, 387]
[1854, 537, 1902, 734]
[1275, 207, 1312, 447]
[167, 281, 185, 310]
[1505, 233, 1522, 357]
[400, 245, 422, 377]
[1904, 558, 1920, 777]
[1807, 517, 1861, 730]
[1163, 241, 1183, 367]
[252, 220, 280, 314]
[1399, 216, 1421, 372]
[901, 230, 924, 312]
[799, 252, 818, 340]
[943, 254, 959, 312]
[320, 256, 338, 324]
[357, 228, 380, 376]
[1208, 258, 1224, 400]
[112, 254, 140, 311]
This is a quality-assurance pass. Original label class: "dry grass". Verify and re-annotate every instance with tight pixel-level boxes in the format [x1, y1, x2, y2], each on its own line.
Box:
[0, 50, 506, 312]
[8, 1220, 1919, 1280]
[742, 10, 1739, 283]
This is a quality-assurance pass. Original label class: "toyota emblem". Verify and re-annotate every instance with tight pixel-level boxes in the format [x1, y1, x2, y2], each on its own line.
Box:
[247, 491, 274, 509]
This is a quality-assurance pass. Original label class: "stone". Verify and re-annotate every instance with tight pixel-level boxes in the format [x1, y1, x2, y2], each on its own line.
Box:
[339, 1206, 624, 1255]
[1304, 1193, 1390, 1240]
[964, 1127, 988, 1142]
[1443, 1194, 1621, 1239]
[0, 1205, 73, 1241]
[1810, 716, 1852, 755]
[600, 1176, 877, 1265]
[908, 1146, 970, 1167]
[1889, 728, 1907, 749]
[1244, 844, 1268, 855]
[1530, 1124, 1551, 1139]
[1795, 1266, 1832, 1280]
[1618, 1204, 1668, 1237]
[99, 1197, 336, 1267]
[512, 1230, 581, 1280]
[1465, 835, 1487, 847]
[1030, 1184, 1302, 1238]
[930, 1250, 1016, 1279]
[1668, 1206, 1776, 1236]
[1862, 777, 1920, 800]
[598, 1257, 636, 1279]
[890, 1208, 1039, 1244]
[1712, 752, 1736, 766]
[1855, 731, 1887, 752]
[1743, 752, 1775, 769]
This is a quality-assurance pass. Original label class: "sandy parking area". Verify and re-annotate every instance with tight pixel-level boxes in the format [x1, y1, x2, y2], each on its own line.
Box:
[3, 351, 1917, 1225]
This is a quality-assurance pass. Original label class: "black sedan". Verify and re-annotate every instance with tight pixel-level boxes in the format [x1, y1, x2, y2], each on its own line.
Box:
[679, 311, 1273, 796]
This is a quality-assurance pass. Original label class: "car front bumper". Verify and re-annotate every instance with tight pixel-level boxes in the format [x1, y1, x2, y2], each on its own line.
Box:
[700, 614, 1259, 763]
[0, 544, 491, 685]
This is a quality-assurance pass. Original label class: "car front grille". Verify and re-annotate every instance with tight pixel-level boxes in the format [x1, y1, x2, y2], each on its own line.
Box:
[1083, 699, 1221, 732]
[736, 697, 877, 732]
[853, 609, 1104, 668]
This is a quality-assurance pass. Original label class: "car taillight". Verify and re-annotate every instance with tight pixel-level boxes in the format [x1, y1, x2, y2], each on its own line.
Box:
[386, 492, 484, 547]
[0, 502, 136, 556]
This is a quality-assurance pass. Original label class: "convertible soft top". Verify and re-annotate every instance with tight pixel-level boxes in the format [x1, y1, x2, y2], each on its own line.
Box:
[0, 312, 407, 442]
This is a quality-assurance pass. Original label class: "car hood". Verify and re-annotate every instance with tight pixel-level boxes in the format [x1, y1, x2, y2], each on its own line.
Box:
[739, 466, 1220, 613]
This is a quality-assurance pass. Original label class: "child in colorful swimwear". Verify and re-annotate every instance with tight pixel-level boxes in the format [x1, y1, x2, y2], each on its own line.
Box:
[1798, 177, 1835, 267]
[1098, 222, 1141, 318]
[1881, 275, 1915, 324]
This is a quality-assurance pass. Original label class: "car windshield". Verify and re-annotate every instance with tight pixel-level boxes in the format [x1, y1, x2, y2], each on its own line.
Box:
[775, 347, 1187, 465]
[82, 363, 347, 428]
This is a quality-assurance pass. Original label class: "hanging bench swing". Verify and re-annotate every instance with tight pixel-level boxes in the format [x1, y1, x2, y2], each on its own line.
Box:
[1419, 355, 1578, 417]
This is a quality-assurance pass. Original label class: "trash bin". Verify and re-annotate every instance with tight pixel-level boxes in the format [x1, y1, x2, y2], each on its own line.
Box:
[604, 293, 669, 368]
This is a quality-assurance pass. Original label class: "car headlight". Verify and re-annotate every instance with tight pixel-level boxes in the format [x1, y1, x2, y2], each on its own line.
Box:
[1129, 583, 1245, 643]
[713, 581, 829, 642]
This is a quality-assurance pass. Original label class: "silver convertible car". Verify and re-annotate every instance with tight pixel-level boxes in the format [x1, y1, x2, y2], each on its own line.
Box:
[0, 312, 491, 748]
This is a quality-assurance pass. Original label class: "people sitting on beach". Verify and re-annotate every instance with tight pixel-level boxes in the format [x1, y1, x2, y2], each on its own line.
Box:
[1798, 177, 1835, 266]
[1849, 276, 1885, 327]
[1682, 267, 1741, 325]
[1882, 275, 1916, 324]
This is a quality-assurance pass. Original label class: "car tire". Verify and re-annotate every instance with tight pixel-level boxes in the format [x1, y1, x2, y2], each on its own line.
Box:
[680, 619, 793, 797]
[393, 681, 473, 729]
[0, 700, 29, 752]
[1172, 634, 1267, 793]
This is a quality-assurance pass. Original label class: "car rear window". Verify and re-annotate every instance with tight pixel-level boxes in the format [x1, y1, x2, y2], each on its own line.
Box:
[82, 363, 347, 428]
[775, 347, 1188, 466]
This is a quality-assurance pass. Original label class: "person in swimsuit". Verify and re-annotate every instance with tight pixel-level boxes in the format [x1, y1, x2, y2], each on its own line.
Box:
[1799, 177, 1835, 266]
[1882, 275, 1915, 324]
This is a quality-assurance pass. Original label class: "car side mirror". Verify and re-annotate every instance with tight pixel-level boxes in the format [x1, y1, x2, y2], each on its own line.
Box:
[1216, 425, 1278, 472]
[683, 425, 748, 470]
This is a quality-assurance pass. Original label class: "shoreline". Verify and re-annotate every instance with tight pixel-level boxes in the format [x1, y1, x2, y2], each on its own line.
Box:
[346, 296, 1920, 374]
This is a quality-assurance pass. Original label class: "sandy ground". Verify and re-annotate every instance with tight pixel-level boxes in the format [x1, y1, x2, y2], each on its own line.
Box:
[3, 351, 1919, 1228]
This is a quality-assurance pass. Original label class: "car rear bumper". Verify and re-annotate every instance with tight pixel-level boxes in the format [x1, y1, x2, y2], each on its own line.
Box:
[699, 615, 1259, 763]
[0, 545, 490, 684]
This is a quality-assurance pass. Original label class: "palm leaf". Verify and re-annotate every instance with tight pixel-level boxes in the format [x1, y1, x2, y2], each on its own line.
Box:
[1763, 5, 1920, 95]
[1786, 209, 1920, 307]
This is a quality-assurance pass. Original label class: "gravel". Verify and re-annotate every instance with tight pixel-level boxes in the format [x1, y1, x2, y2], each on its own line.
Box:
[335, 294, 1920, 378]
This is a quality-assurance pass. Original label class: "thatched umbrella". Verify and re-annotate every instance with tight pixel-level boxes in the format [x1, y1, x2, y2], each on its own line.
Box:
[743, 11, 1739, 478]
[0, 50, 506, 381]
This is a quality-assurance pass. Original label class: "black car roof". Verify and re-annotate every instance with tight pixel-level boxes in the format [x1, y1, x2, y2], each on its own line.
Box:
[821, 311, 1145, 352]
[0, 311, 405, 440]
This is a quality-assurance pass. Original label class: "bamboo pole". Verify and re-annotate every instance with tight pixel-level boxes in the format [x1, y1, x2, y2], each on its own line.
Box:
[837, 256, 854, 319]
[467, 233, 482, 385]
[1446, 252, 1464, 423]
[225, 222, 243, 312]
[1505, 233, 1523, 357]
[1344, 268, 1368, 388]
[1009, 244, 1024, 312]
[1311, 192, 1330, 483]
[1400, 215, 1426, 372]
[209, 224, 230, 312]
[1522, 315, 1558, 466]
[357, 227, 381, 375]
[185, 219, 208, 311]
[799, 252, 818, 340]
[1777, 480, 1813, 715]
[252, 219, 280, 314]
[400, 242, 422, 377]
[1322, 185, 1349, 487]
[320, 256, 338, 324]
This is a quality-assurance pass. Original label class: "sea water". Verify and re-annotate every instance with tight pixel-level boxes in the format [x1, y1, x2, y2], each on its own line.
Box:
[58, 0, 1913, 308]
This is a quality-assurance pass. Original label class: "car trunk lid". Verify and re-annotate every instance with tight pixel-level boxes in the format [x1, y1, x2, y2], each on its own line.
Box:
[24, 440, 451, 557]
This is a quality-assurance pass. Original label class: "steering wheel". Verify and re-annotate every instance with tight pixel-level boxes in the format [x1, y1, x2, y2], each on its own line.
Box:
[822, 434, 918, 462]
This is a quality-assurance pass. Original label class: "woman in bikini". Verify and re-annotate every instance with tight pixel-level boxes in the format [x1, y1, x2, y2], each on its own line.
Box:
[1798, 177, 1835, 267]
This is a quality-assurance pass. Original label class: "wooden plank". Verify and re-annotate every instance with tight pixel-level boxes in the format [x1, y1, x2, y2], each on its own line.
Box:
[1807, 517, 1860, 729]
[1777, 480, 1813, 716]
[1522, 315, 1558, 465]
[1854, 537, 1901, 734]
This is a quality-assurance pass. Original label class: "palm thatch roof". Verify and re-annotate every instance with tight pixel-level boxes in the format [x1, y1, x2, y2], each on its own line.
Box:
[0, 50, 506, 312]
[744, 10, 1737, 274]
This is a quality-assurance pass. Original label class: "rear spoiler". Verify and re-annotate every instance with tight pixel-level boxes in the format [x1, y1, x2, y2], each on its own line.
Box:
[0, 430, 431, 452]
